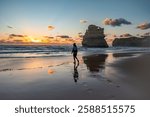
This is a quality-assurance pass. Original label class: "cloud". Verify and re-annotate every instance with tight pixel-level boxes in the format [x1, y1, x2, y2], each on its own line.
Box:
[56, 35, 70, 38]
[13, 40, 24, 43]
[80, 19, 88, 24]
[65, 38, 74, 41]
[105, 34, 117, 46]
[0, 39, 6, 43]
[142, 32, 150, 36]
[120, 33, 133, 38]
[9, 34, 27, 39]
[103, 18, 132, 26]
[78, 32, 82, 35]
[5, 34, 29, 44]
[105, 34, 117, 40]
[43, 36, 54, 39]
[48, 25, 55, 30]
[136, 22, 150, 30]
[8, 34, 28, 39]
[7, 25, 13, 29]
[78, 32, 83, 38]
[105, 34, 117, 38]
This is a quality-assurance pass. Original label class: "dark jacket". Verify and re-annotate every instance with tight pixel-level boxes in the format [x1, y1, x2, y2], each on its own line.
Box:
[72, 46, 78, 53]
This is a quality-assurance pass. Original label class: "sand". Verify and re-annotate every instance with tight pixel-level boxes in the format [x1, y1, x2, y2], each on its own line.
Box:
[0, 52, 150, 100]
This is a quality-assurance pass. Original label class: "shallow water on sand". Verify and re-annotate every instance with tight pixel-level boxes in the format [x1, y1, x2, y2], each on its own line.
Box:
[0, 52, 150, 99]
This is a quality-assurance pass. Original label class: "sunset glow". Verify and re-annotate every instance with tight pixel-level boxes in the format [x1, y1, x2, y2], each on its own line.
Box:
[0, 0, 150, 45]
[28, 36, 42, 43]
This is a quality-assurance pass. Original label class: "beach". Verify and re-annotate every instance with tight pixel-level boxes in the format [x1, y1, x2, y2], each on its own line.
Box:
[0, 46, 150, 100]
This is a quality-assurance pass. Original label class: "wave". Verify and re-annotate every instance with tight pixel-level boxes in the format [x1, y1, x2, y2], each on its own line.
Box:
[0, 45, 150, 58]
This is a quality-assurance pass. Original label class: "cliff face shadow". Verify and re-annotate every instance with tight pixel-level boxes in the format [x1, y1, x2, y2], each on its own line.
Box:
[82, 54, 108, 72]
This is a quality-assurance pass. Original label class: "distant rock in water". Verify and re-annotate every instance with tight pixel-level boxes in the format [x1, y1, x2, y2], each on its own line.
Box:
[112, 36, 150, 47]
[82, 25, 108, 47]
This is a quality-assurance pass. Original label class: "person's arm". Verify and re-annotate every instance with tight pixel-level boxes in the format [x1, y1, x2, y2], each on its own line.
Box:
[71, 47, 73, 54]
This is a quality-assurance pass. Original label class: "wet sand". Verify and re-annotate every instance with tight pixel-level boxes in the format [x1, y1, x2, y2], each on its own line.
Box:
[0, 52, 150, 100]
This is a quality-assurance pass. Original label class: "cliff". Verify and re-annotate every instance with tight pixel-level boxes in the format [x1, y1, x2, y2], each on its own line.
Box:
[82, 25, 108, 47]
[112, 36, 150, 47]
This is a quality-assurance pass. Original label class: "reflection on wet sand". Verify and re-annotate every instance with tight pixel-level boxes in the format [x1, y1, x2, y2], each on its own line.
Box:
[113, 53, 135, 58]
[82, 54, 108, 72]
[48, 69, 55, 75]
[73, 62, 79, 83]
[1, 52, 150, 99]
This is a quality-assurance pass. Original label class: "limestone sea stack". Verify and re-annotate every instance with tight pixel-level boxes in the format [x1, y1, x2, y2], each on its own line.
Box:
[82, 25, 108, 47]
[112, 36, 150, 47]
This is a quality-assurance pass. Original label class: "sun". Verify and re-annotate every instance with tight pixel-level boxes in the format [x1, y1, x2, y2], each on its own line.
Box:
[28, 36, 41, 43]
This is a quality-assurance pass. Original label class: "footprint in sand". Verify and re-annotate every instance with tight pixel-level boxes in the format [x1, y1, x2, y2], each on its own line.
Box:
[107, 79, 112, 83]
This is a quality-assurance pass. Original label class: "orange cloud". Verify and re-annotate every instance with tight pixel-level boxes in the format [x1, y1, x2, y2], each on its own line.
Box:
[137, 22, 150, 30]
[120, 33, 133, 38]
[0, 39, 6, 43]
[48, 25, 55, 30]
[0, 32, 82, 45]
[103, 18, 132, 26]
[143, 32, 150, 36]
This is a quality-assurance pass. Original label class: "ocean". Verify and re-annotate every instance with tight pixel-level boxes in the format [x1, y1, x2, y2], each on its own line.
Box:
[0, 45, 150, 58]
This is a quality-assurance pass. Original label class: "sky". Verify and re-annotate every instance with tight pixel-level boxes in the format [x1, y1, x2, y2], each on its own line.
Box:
[0, 0, 150, 44]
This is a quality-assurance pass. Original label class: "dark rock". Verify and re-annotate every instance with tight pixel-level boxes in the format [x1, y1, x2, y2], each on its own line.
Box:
[82, 25, 108, 47]
[112, 36, 150, 47]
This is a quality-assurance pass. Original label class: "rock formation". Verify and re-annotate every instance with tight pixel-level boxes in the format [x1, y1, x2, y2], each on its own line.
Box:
[82, 25, 108, 47]
[112, 36, 150, 47]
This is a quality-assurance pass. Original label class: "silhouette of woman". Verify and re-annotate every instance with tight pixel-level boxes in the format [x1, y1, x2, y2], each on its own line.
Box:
[71, 43, 79, 64]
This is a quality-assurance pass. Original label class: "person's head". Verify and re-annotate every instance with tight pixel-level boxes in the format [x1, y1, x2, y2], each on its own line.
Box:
[73, 43, 76, 47]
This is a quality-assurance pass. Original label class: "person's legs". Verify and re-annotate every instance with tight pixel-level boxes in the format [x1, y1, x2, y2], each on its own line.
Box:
[75, 56, 79, 63]
[73, 56, 76, 63]
[73, 52, 79, 63]
[73, 53, 76, 63]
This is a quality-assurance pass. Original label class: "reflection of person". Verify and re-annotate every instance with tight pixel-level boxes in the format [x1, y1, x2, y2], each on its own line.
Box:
[73, 62, 79, 83]
[71, 43, 79, 64]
